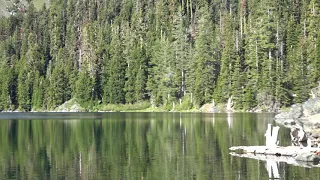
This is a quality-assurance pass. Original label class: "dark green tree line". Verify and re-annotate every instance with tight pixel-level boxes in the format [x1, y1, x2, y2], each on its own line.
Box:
[0, 0, 319, 111]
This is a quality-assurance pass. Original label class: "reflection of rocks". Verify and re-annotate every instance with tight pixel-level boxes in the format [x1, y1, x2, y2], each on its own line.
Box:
[295, 152, 320, 163]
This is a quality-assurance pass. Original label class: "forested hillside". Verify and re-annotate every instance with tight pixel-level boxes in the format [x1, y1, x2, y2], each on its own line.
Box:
[0, 0, 319, 111]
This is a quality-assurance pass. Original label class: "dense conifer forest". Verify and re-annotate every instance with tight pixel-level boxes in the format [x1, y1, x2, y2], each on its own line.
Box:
[0, 0, 319, 111]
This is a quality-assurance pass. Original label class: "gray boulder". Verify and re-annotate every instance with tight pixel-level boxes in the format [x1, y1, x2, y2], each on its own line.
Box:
[275, 104, 303, 121]
[302, 98, 320, 117]
[289, 104, 303, 119]
[55, 98, 85, 112]
[274, 112, 290, 119]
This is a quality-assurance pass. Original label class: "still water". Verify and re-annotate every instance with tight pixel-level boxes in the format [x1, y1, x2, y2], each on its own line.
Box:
[0, 112, 319, 179]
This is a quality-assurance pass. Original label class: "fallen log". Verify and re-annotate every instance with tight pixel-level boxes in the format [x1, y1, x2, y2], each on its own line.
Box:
[229, 145, 318, 157]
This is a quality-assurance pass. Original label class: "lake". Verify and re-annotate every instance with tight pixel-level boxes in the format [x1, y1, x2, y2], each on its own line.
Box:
[0, 112, 320, 179]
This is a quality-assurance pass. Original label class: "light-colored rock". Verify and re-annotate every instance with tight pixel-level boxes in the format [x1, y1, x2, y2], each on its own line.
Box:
[302, 98, 320, 117]
[55, 99, 85, 112]
[199, 103, 221, 113]
[275, 112, 290, 119]
[290, 104, 303, 119]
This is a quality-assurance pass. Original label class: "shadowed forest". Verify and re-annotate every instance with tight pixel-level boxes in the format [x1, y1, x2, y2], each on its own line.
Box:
[0, 0, 319, 111]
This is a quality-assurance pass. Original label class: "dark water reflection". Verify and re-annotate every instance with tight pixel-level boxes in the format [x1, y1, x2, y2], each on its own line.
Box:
[0, 112, 319, 179]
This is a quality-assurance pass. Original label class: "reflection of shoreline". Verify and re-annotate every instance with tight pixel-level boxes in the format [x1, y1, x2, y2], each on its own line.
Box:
[0, 112, 288, 179]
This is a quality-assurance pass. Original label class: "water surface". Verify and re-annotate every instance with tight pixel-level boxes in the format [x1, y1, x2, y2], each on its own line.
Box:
[0, 112, 319, 179]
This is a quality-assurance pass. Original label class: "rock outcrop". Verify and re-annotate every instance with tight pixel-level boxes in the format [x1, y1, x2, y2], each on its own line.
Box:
[275, 98, 320, 146]
[55, 99, 85, 112]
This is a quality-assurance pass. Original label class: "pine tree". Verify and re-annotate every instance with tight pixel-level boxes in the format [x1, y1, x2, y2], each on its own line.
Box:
[231, 57, 245, 109]
[17, 57, 31, 111]
[32, 72, 44, 110]
[48, 65, 66, 109]
[214, 12, 236, 104]
[49, 1, 65, 58]
[134, 46, 147, 102]
[0, 68, 10, 111]
[193, 7, 219, 107]
[75, 71, 93, 107]
[292, 35, 309, 103]
[123, 23, 137, 104]
[25, 33, 44, 75]
[147, 37, 175, 107]
[105, 23, 126, 104]
[306, 0, 320, 86]
[314, 31, 320, 84]
[172, 6, 191, 98]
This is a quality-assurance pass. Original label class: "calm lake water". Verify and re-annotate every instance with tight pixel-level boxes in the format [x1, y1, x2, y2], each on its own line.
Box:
[0, 112, 320, 179]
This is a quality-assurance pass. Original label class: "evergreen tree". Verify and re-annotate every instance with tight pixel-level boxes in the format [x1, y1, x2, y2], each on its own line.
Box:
[0, 0, 319, 111]
[75, 71, 94, 107]
[32, 72, 44, 110]
[17, 57, 31, 111]
[0, 68, 10, 111]
[214, 12, 236, 103]
[105, 23, 126, 104]
[231, 57, 245, 109]
[314, 31, 320, 84]
[172, 6, 191, 98]
[193, 7, 219, 107]
[147, 37, 175, 107]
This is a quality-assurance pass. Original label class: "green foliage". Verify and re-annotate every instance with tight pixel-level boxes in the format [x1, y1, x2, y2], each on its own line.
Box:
[175, 94, 193, 111]
[0, 0, 319, 111]
[31, 72, 44, 110]
[17, 58, 31, 111]
[193, 7, 219, 107]
[243, 86, 257, 110]
[75, 71, 94, 107]
[99, 101, 151, 112]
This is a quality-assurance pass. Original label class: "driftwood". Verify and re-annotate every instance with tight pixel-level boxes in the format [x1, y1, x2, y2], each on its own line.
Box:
[230, 124, 320, 168]
[229, 145, 315, 156]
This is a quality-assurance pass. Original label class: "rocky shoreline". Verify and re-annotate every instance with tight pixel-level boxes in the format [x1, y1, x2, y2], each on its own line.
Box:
[275, 98, 320, 146]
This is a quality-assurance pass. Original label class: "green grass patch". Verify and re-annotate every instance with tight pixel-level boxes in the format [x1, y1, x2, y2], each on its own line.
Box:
[32, 0, 47, 9]
[98, 101, 151, 112]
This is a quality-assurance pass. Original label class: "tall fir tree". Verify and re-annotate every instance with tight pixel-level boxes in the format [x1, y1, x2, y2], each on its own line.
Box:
[193, 7, 219, 107]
